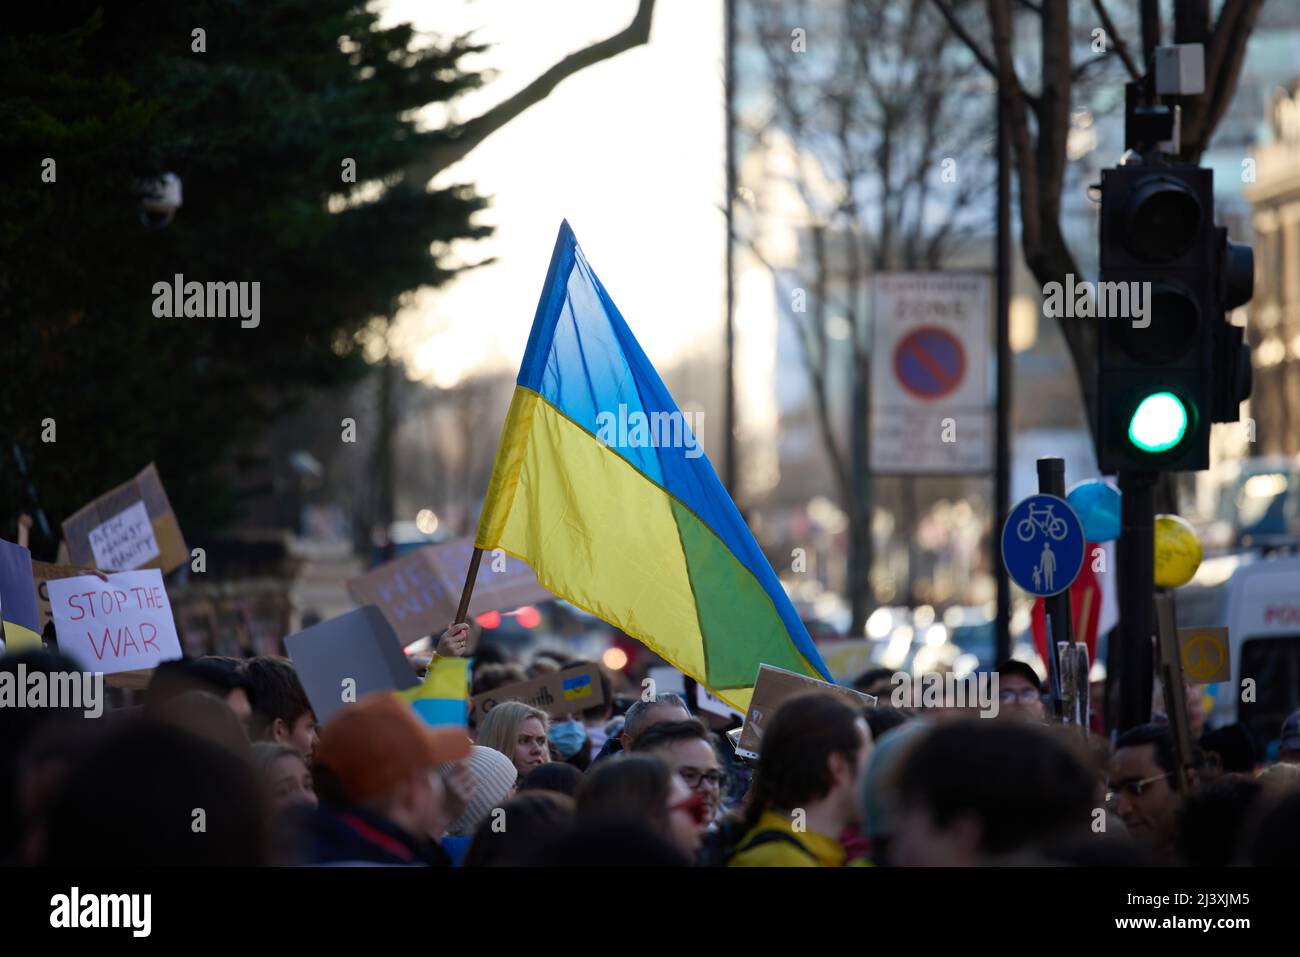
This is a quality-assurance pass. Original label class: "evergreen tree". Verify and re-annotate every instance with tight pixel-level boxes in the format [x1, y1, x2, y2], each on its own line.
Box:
[0, 1, 491, 551]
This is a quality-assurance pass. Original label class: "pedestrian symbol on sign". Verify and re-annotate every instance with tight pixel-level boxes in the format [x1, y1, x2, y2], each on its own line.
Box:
[1038, 541, 1056, 592]
[1002, 494, 1085, 598]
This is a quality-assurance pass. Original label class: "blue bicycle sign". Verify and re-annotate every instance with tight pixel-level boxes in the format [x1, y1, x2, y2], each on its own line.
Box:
[1002, 494, 1084, 597]
[1016, 502, 1068, 542]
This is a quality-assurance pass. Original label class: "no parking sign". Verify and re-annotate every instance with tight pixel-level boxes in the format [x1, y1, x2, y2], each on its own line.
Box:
[870, 273, 991, 473]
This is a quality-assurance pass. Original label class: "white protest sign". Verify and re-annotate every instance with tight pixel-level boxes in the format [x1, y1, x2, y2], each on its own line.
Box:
[695, 682, 742, 719]
[648, 666, 686, 697]
[48, 569, 182, 674]
[88, 501, 161, 571]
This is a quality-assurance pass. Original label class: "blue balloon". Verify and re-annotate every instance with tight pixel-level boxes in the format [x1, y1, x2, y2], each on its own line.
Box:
[1066, 479, 1121, 541]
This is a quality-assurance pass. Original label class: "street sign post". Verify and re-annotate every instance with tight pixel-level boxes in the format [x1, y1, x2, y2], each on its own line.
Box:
[1002, 459, 1087, 719]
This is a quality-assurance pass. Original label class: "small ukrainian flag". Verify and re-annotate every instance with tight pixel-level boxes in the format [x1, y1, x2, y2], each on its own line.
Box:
[562, 673, 592, 701]
[395, 655, 470, 728]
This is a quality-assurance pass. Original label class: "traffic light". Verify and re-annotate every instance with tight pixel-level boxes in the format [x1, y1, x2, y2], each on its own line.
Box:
[1096, 161, 1253, 473]
[1212, 228, 1254, 423]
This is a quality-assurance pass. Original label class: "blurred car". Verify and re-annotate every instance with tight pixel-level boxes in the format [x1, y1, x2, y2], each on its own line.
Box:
[1204, 455, 1300, 549]
[949, 619, 996, 673]
[1180, 550, 1300, 758]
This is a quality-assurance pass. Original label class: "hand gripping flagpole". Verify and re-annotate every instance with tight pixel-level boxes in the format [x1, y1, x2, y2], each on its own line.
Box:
[455, 547, 484, 625]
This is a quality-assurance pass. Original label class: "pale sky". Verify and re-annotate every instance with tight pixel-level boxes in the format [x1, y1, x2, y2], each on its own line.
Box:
[380, 0, 727, 389]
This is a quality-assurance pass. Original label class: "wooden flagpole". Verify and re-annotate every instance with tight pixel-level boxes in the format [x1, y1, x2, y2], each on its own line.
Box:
[455, 547, 484, 625]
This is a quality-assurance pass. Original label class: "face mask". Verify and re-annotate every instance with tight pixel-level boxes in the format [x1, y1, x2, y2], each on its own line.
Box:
[549, 719, 587, 759]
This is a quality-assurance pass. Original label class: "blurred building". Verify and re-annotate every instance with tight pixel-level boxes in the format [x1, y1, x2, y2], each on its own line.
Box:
[1246, 80, 1300, 457]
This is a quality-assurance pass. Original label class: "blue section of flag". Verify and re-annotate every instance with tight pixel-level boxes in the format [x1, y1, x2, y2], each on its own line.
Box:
[412, 697, 469, 729]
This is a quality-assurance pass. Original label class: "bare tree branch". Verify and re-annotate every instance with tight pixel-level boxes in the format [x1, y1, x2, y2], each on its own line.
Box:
[1181, 0, 1265, 160]
[1090, 0, 1142, 81]
[986, 0, 1098, 423]
[1201, 0, 1263, 133]
[930, 0, 1000, 79]
[1072, 53, 1116, 83]
[410, 0, 655, 183]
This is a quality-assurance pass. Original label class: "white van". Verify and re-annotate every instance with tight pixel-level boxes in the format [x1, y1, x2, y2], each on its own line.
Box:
[1181, 551, 1300, 753]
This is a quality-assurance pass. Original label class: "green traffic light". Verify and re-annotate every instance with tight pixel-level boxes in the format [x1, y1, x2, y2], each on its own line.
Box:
[1128, 392, 1188, 453]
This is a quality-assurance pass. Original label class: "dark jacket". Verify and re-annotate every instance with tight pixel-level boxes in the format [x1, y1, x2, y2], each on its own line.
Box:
[300, 803, 451, 867]
[589, 733, 624, 766]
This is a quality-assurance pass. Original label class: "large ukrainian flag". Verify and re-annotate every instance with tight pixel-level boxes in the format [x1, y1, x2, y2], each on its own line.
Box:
[475, 221, 831, 711]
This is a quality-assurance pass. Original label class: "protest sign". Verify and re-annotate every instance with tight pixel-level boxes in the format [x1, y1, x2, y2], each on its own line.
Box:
[430, 539, 554, 620]
[347, 537, 553, 645]
[695, 681, 743, 720]
[346, 549, 459, 645]
[284, 605, 419, 724]
[62, 464, 188, 573]
[32, 560, 103, 632]
[647, 666, 686, 697]
[471, 662, 605, 719]
[735, 664, 877, 760]
[47, 569, 183, 674]
[0, 538, 43, 652]
[1178, 626, 1231, 684]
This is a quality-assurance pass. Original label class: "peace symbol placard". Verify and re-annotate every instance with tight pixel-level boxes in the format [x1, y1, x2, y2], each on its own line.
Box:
[1177, 627, 1230, 683]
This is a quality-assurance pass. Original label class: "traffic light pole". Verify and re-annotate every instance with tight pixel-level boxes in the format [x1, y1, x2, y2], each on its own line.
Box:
[1116, 469, 1156, 731]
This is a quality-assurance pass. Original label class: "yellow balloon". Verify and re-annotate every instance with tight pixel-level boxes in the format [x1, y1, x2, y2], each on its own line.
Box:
[1154, 514, 1203, 588]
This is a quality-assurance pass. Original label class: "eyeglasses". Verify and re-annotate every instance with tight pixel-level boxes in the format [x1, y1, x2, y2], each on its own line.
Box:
[1106, 772, 1172, 802]
[670, 790, 712, 827]
[998, 689, 1042, 704]
[678, 768, 726, 791]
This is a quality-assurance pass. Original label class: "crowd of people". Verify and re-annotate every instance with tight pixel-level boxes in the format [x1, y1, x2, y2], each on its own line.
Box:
[2, 622, 1299, 867]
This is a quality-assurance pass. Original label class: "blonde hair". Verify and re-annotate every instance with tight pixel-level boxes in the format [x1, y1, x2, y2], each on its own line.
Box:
[475, 701, 549, 771]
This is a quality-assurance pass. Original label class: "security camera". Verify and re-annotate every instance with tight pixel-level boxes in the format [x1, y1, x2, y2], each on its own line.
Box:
[136, 172, 183, 229]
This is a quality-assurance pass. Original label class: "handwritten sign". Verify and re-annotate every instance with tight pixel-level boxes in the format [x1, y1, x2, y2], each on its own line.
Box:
[62, 464, 188, 573]
[48, 569, 183, 674]
[31, 560, 102, 632]
[471, 663, 605, 719]
[347, 550, 458, 645]
[433, 539, 554, 622]
[347, 537, 554, 645]
[695, 681, 743, 720]
[88, 501, 160, 571]
[735, 664, 877, 760]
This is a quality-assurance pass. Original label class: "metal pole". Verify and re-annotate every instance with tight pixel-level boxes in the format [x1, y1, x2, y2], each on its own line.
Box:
[994, 66, 1012, 665]
[1036, 457, 1072, 718]
[1117, 469, 1156, 731]
[722, 0, 737, 496]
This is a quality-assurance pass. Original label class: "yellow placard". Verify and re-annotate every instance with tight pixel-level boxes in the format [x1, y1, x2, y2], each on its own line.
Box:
[1178, 626, 1230, 683]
